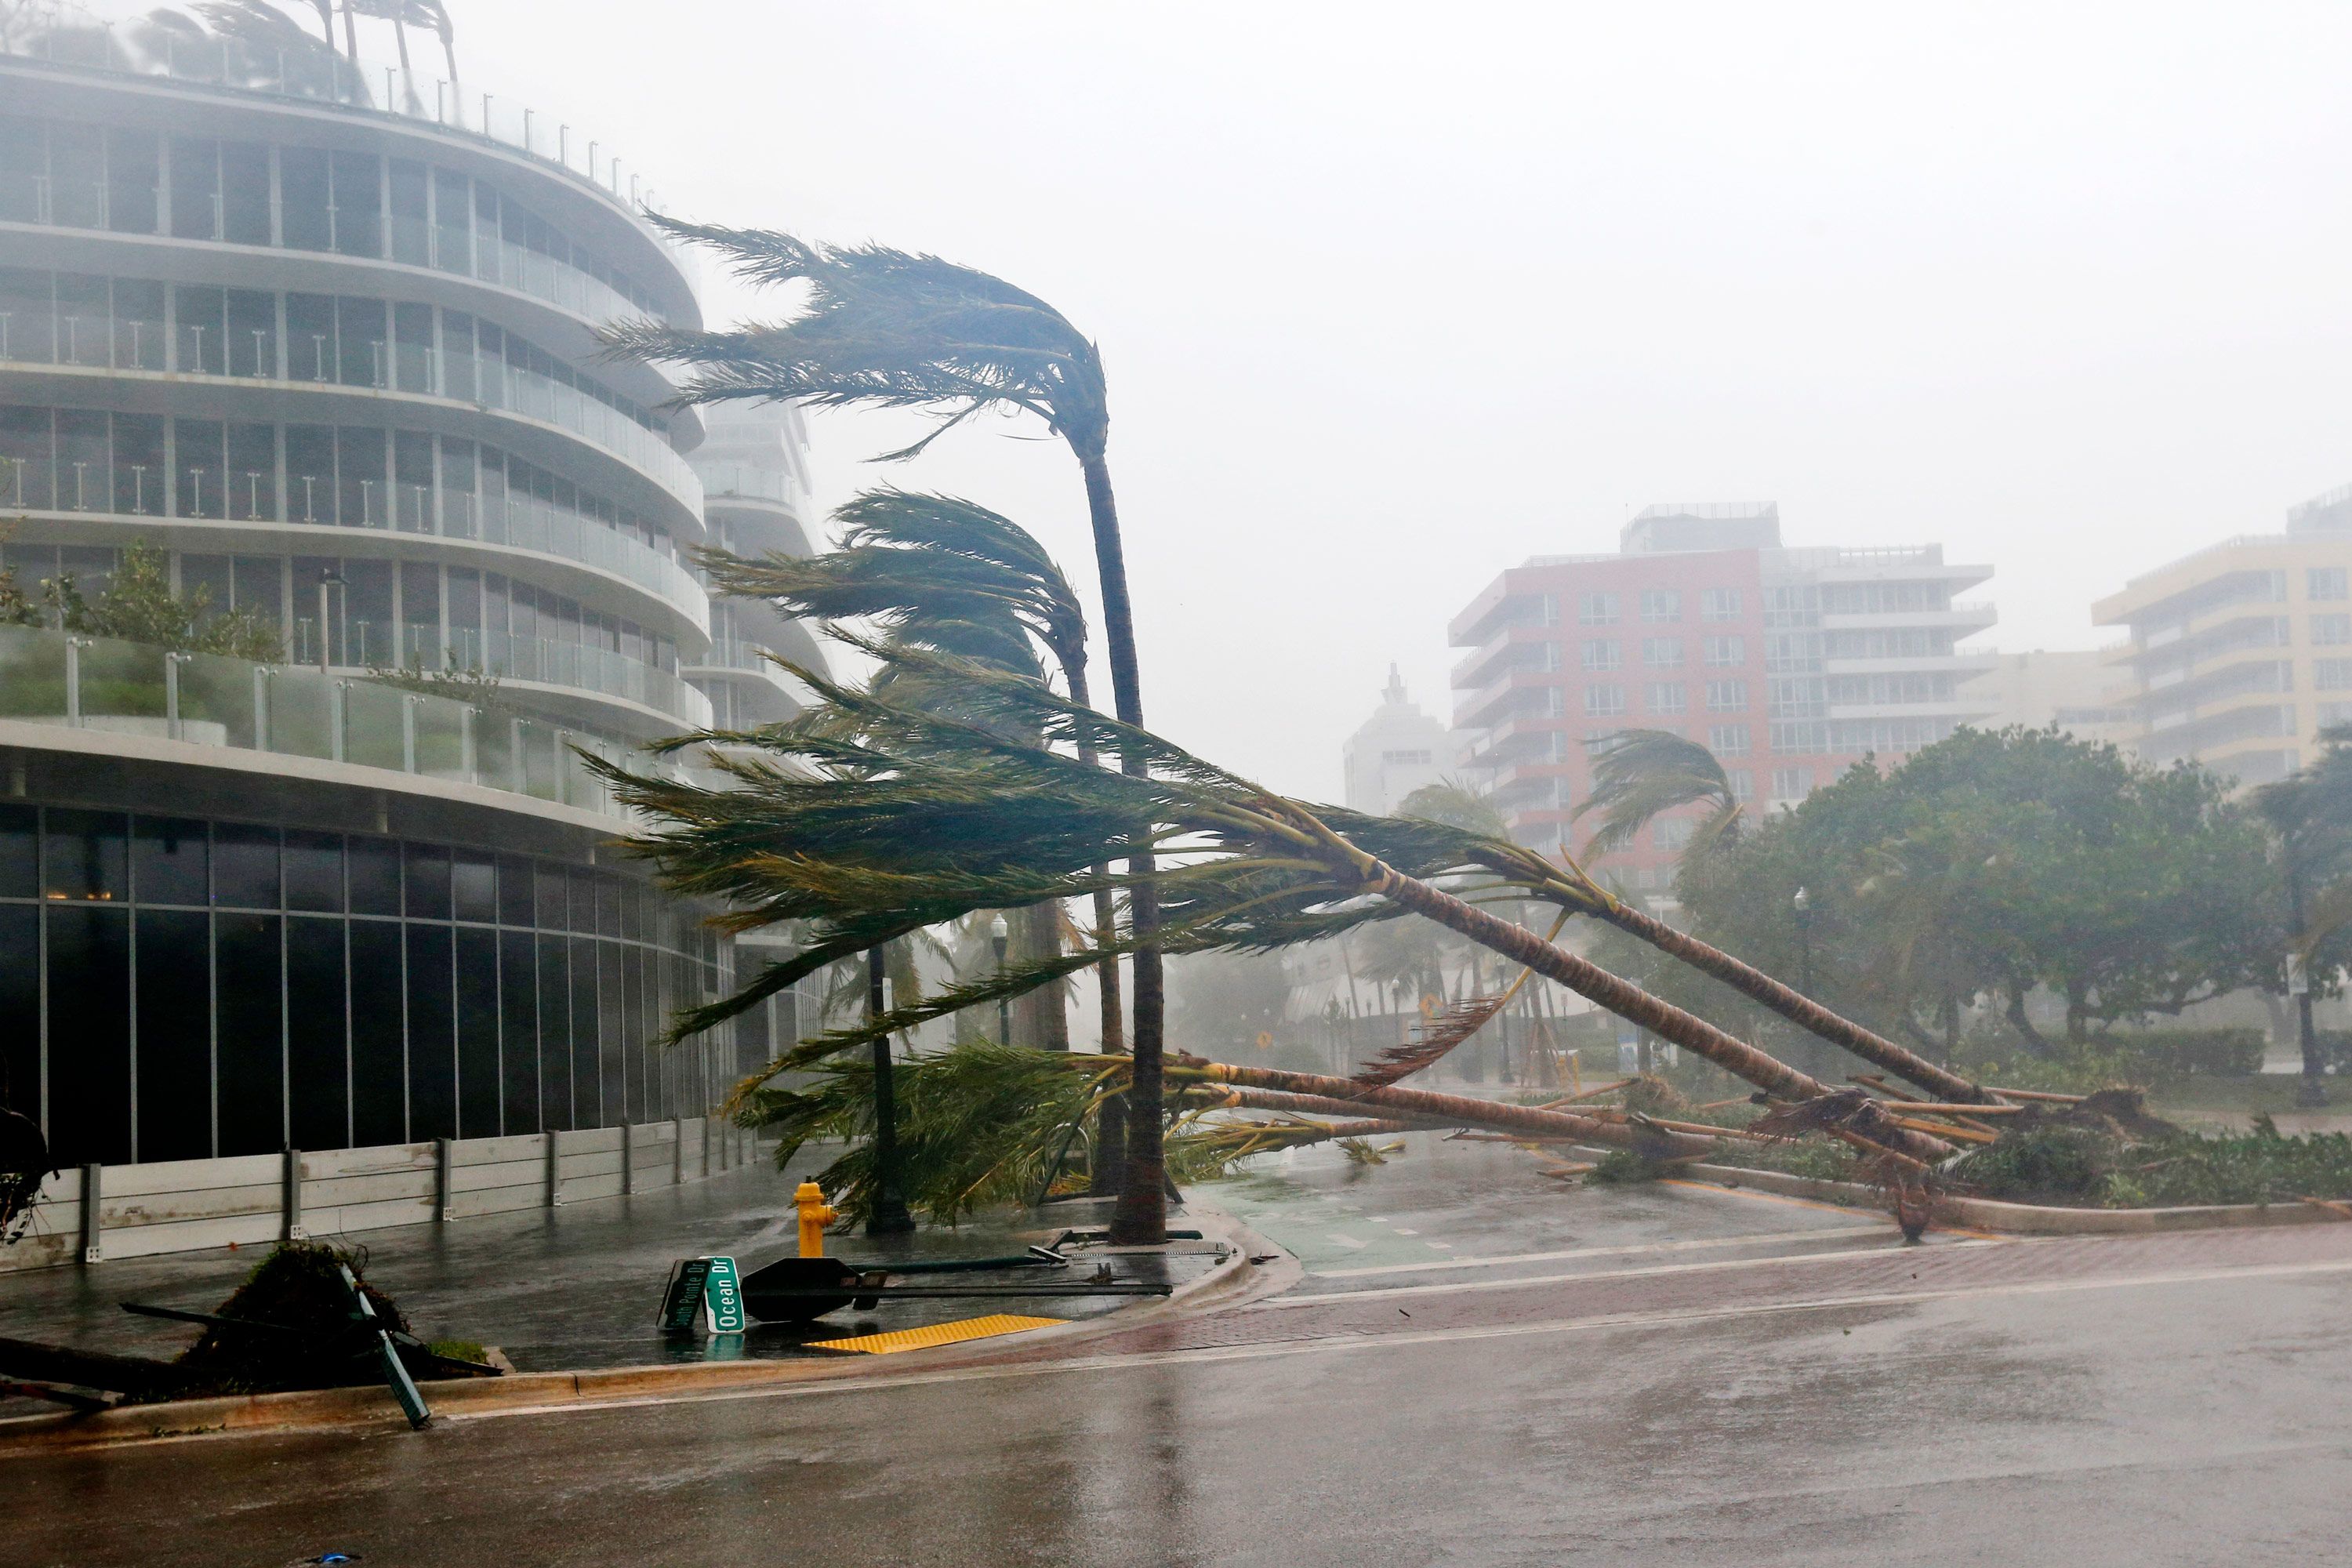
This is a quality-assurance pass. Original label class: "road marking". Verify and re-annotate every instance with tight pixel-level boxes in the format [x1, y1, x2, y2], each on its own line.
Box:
[1249, 1237, 2005, 1310]
[1391, 1228, 1418, 1236]
[1308, 1225, 1896, 1279]
[440, 1254, 2352, 1428]
[1657, 1178, 2006, 1239]
[1323, 1233, 1367, 1249]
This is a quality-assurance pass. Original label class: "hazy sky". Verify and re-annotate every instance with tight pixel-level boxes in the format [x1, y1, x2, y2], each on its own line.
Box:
[437, 3, 2352, 795]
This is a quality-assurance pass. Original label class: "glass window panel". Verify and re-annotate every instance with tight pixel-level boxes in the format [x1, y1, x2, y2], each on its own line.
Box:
[286, 292, 334, 384]
[392, 302, 434, 395]
[53, 408, 111, 511]
[405, 843, 451, 920]
[598, 939, 624, 1122]
[111, 277, 165, 371]
[48, 123, 105, 230]
[214, 913, 283, 1156]
[135, 907, 212, 1162]
[535, 858, 566, 928]
[219, 140, 270, 245]
[568, 934, 600, 1127]
[0, 116, 38, 225]
[498, 929, 537, 1133]
[335, 296, 385, 388]
[47, 905, 132, 1165]
[0, 802, 34, 898]
[536, 935, 570, 1131]
[113, 414, 164, 518]
[347, 837, 401, 916]
[173, 283, 227, 375]
[456, 926, 499, 1137]
[452, 851, 495, 924]
[0, 405, 52, 510]
[329, 151, 381, 257]
[59, 544, 118, 601]
[281, 146, 330, 251]
[226, 288, 274, 379]
[285, 829, 344, 913]
[0, 905, 38, 1129]
[569, 868, 596, 935]
[349, 919, 405, 1145]
[286, 915, 347, 1150]
[405, 921, 455, 1141]
[495, 854, 532, 927]
[394, 432, 435, 537]
[132, 816, 209, 906]
[174, 417, 227, 519]
[0, 266, 55, 364]
[227, 422, 276, 522]
[440, 312, 475, 403]
[432, 169, 470, 274]
[232, 555, 282, 629]
[286, 421, 335, 522]
[106, 128, 159, 234]
[338, 426, 387, 532]
[168, 136, 220, 239]
[44, 808, 127, 902]
[388, 158, 429, 266]
[213, 822, 280, 909]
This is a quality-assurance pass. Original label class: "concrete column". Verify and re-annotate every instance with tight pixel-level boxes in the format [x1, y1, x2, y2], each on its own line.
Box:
[282, 1147, 306, 1241]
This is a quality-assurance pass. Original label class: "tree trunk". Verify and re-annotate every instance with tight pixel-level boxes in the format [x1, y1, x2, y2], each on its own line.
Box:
[1077, 448, 1165, 1245]
[339, 0, 358, 63]
[1601, 902, 1995, 1103]
[1013, 904, 1069, 1051]
[1356, 862, 1958, 1166]
[2004, 985, 2056, 1058]
[1176, 1058, 1719, 1156]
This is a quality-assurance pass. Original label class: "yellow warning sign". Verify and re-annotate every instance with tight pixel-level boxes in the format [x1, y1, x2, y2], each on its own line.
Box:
[809, 1314, 1066, 1356]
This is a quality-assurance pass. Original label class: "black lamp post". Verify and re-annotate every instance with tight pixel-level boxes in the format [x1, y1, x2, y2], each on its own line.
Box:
[864, 943, 915, 1235]
[990, 913, 1011, 1046]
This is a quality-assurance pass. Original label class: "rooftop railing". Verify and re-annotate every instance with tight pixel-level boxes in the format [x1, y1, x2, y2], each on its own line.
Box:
[0, 622, 685, 820]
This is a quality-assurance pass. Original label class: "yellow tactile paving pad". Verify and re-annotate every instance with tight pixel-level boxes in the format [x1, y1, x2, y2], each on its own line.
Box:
[809, 1313, 1067, 1355]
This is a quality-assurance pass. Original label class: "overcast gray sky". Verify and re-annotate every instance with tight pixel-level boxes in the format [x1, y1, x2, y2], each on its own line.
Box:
[448, 1, 2352, 797]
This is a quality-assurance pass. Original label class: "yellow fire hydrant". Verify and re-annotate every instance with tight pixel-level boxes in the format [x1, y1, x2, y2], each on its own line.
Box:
[794, 1181, 837, 1258]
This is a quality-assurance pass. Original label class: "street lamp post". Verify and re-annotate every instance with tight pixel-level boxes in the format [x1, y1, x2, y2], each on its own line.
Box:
[989, 913, 1011, 1046]
[1792, 885, 1813, 997]
[864, 944, 915, 1236]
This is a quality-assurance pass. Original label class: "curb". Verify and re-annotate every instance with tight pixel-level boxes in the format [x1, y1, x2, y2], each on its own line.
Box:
[1676, 1161, 2352, 1235]
[0, 1203, 1287, 1457]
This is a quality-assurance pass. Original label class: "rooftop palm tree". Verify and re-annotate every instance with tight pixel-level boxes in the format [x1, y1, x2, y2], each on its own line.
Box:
[602, 230, 1174, 1240]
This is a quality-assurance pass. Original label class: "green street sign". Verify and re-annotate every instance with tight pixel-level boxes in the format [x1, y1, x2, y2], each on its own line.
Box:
[658, 1256, 746, 1334]
[659, 1258, 713, 1332]
[704, 1255, 745, 1333]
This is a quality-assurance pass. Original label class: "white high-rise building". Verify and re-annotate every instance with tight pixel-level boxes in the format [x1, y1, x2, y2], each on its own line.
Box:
[1342, 665, 1451, 815]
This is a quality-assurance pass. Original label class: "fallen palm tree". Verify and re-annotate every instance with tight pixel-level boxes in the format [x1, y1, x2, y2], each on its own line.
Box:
[607, 642, 1957, 1174]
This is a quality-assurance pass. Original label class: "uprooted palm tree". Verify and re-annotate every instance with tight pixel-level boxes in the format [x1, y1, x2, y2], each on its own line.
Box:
[599, 231, 1175, 1240]
[603, 641, 1963, 1175]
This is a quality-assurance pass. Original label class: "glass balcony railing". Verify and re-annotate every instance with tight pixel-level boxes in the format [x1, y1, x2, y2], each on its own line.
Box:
[272, 616, 710, 729]
[691, 462, 804, 512]
[0, 34, 691, 302]
[0, 623, 691, 819]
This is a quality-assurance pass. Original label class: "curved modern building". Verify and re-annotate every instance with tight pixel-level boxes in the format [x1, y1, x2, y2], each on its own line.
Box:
[0, 34, 818, 1186]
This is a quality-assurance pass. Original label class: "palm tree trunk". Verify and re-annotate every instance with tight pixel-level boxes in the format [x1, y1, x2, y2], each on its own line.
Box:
[1059, 656, 1125, 1193]
[1354, 862, 1958, 1166]
[1599, 903, 1996, 1104]
[1076, 447, 1165, 1245]
[339, 0, 358, 62]
[1174, 1058, 1719, 1159]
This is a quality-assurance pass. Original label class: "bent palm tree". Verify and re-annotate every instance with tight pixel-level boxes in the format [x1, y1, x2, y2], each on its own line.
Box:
[605, 644, 1960, 1171]
[1575, 728, 1744, 858]
[601, 230, 1171, 1240]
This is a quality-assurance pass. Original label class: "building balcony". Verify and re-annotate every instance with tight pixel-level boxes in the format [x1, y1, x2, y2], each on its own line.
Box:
[1820, 652, 2000, 677]
[0, 41, 697, 325]
[0, 622, 690, 823]
[1822, 699, 1998, 722]
[1816, 601, 1998, 634]
[1454, 667, 1554, 730]
[1449, 622, 1555, 691]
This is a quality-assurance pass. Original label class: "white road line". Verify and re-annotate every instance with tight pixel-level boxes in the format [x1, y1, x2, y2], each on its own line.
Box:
[1248, 1236, 2005, 1310]
[1307, 1225, 1896, 1280]
[441, 1255, 2352, 1428]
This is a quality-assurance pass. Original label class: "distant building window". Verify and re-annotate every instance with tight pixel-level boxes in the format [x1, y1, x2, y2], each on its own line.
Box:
[2316, 614, 2352, 646]
[1381, 750, 1432, 766]
[1703, 635, 1744, 667]
[1700, 588, 1743, 622]
[1641, 637, 1683, 668]
[1648, 682, 1687, 714]
[1548, 687, 1569, 717]
[2311, 568, 2350, 602]
[1541, 593, 1561, 626]
[1771, 766, 1815, 801]
[2321, 701, 2352, 727]
[1704, 680, 1748, 713]
[1541, 641, 1563, 671]
[1581, 639, 1621, 673]
[1579, 592, 1619, 626]
[2317, 659, 2352, 691]
[1709, 724, 1751, 756]
[1639, 589, 1681, 623]
[1584, 684, 1625, 717]
[1726, 768, 1753, 802]
[1653, 818, 1693, 852]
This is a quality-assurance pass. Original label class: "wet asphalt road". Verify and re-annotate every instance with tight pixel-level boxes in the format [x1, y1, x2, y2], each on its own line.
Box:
[12, 1133, 2352, 1567]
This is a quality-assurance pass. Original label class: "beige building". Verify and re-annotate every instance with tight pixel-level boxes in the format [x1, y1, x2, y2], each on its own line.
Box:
[1341, 666, 1455, 815]
[1959, 650, 2136, 750]
[2092, 485, 2352, 786]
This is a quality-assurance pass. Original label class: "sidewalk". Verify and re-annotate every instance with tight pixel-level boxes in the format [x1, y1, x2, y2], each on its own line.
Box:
[0, 1152, 1225, 1401]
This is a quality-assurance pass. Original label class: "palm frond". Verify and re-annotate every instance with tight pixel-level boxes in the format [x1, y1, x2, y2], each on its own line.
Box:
[1574, 728, 1742, 857]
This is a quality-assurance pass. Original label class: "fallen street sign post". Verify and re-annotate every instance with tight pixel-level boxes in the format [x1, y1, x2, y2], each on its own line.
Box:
[658, 1256, 745, 1336]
